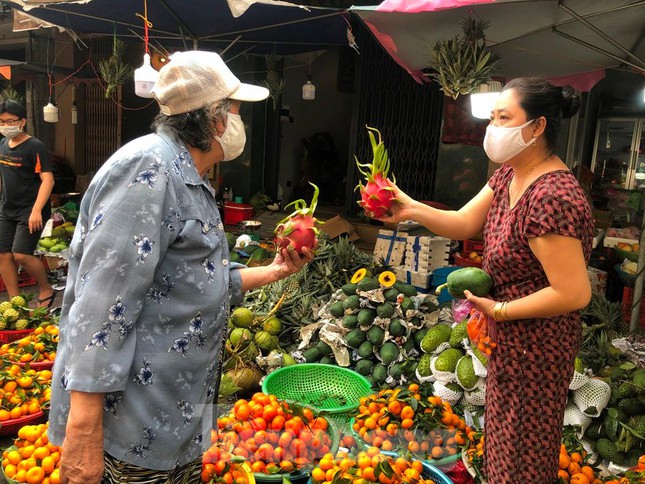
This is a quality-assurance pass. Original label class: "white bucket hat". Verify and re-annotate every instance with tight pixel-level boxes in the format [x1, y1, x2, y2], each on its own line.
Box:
[152, 50, 269, 116]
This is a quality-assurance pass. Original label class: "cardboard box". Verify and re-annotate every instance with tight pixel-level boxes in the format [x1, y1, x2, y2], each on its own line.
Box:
[587, 267, 607, 296]
[394, 266, 432, 291]
[404, 236, 450, 272]
[373, 229, 407, 266]
[319, 215, 359, 241]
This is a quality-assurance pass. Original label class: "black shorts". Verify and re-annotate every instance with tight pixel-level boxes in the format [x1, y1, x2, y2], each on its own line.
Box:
[0, 213, 43, 255]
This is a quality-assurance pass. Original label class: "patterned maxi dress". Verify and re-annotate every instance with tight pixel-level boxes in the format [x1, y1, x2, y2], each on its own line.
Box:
[481, 163, 593, 483]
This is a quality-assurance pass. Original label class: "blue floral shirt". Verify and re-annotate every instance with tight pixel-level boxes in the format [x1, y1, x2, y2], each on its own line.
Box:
[48, 128, 245, 471]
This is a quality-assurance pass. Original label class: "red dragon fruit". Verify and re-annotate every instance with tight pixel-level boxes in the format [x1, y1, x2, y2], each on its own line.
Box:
[274, 182, 322, 255]
[355, 126, 397, 218]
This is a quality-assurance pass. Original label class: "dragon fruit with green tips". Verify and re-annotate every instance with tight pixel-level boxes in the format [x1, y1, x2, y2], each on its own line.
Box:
[274, 182, 322, 255]
[355, 126, 397, 218]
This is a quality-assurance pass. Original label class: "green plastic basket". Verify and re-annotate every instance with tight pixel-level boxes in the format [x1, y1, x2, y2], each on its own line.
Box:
[262, 364, 372, 432]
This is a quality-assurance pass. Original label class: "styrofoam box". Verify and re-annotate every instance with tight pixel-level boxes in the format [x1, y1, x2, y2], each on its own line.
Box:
[404, 235, 450, 272]
[373, 229, 407, 266]
[604, 236, 639, 248]
[394, 266, 432, 290]
[592, 229, 604, 250]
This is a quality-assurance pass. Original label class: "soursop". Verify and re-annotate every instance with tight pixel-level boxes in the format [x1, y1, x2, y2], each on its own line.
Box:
[471, 346, 489, 368]
[417, 353, 432, 377]
[632, 369, 645, 392]
[456, 355, 479, 390]
[434, 348, 464, 373]
[448, 320, 468, 348]
[595, 438, 620, 462]
[420, 324, 452, 353]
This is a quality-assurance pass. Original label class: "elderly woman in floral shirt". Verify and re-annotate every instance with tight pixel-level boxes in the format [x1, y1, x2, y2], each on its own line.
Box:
[48, 51, 313, 484]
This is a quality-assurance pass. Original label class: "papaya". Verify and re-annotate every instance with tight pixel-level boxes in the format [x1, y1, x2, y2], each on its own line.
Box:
[341, 283, 358, 296]
[434, 267, 493, 299]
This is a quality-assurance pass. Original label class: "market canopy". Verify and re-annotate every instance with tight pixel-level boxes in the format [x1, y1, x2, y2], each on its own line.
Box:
[5, 0, 350, 55]
[351, 0, 645, 89]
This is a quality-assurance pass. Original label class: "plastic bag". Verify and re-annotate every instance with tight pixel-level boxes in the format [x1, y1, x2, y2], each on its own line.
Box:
[467, 309, 496, 356]
[452, 298, 473, 323]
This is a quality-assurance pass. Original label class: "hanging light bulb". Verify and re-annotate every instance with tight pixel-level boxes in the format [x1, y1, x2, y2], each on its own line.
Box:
[470, 81, 503, 119]
[302, 74, 316, 101]
[43, 99, 59, 123]
[71, 102, 78, 125]
[71, 86, 78, 125]
[135, 53, 158, 98]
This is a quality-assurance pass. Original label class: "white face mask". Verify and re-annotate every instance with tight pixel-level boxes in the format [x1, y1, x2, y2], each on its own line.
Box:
[0, 125, 22, 140]
[483, 119, 537, 164]
[215, 113, 246, 161]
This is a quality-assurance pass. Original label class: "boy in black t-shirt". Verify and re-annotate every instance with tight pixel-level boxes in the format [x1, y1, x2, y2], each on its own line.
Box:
[0, 100, 56, 307]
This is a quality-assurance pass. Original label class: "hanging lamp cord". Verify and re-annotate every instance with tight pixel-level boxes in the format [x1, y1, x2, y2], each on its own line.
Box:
[135, 0, 153, 55]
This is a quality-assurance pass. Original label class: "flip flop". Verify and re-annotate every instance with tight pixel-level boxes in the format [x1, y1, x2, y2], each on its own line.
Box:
[36, 292, 57, 310]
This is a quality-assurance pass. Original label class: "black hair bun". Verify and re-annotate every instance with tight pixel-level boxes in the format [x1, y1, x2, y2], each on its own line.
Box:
[561, 86, 581, 119]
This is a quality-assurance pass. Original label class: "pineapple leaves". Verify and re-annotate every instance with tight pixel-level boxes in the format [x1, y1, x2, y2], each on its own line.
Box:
[426, 16, 500, 100]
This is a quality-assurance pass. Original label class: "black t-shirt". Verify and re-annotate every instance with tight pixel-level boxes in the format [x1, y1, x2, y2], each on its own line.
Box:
[0, 136, 53, 219]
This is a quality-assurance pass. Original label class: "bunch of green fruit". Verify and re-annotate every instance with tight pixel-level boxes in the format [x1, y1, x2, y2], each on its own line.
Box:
[222, 306, 294, 396]
[299, 268, 440, 388]
[0, 295, 37, 331]
[37, 222, 75, 254]
[582, 362, 645, 468]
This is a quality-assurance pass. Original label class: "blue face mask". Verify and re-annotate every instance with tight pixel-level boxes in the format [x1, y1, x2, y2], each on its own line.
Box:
[483, 119, 537, 164]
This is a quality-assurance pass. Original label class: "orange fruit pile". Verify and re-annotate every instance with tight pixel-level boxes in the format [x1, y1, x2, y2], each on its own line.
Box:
[556, 444, 601, 484]
[204, 393, 334, 477]
[201, 457, 253, 484]
[352, 384, 471, 460]
[1, 421, 61, 484]
[0, 364, 52, 421]
[310, 447, 435, 484]
[0, 324, 58, 365]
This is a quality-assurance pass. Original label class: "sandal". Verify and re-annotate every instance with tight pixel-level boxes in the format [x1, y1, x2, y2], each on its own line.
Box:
[36, 291, 58, 310]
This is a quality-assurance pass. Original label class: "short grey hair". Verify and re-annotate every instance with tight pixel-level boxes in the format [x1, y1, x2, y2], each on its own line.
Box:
[151, 98, 232, 152]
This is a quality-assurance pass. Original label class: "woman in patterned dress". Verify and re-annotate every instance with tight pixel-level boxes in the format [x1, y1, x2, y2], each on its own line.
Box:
[374, 77, 593, 483]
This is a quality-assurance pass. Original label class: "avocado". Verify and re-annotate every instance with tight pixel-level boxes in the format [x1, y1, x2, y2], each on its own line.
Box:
[435, 267, 493, 299]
